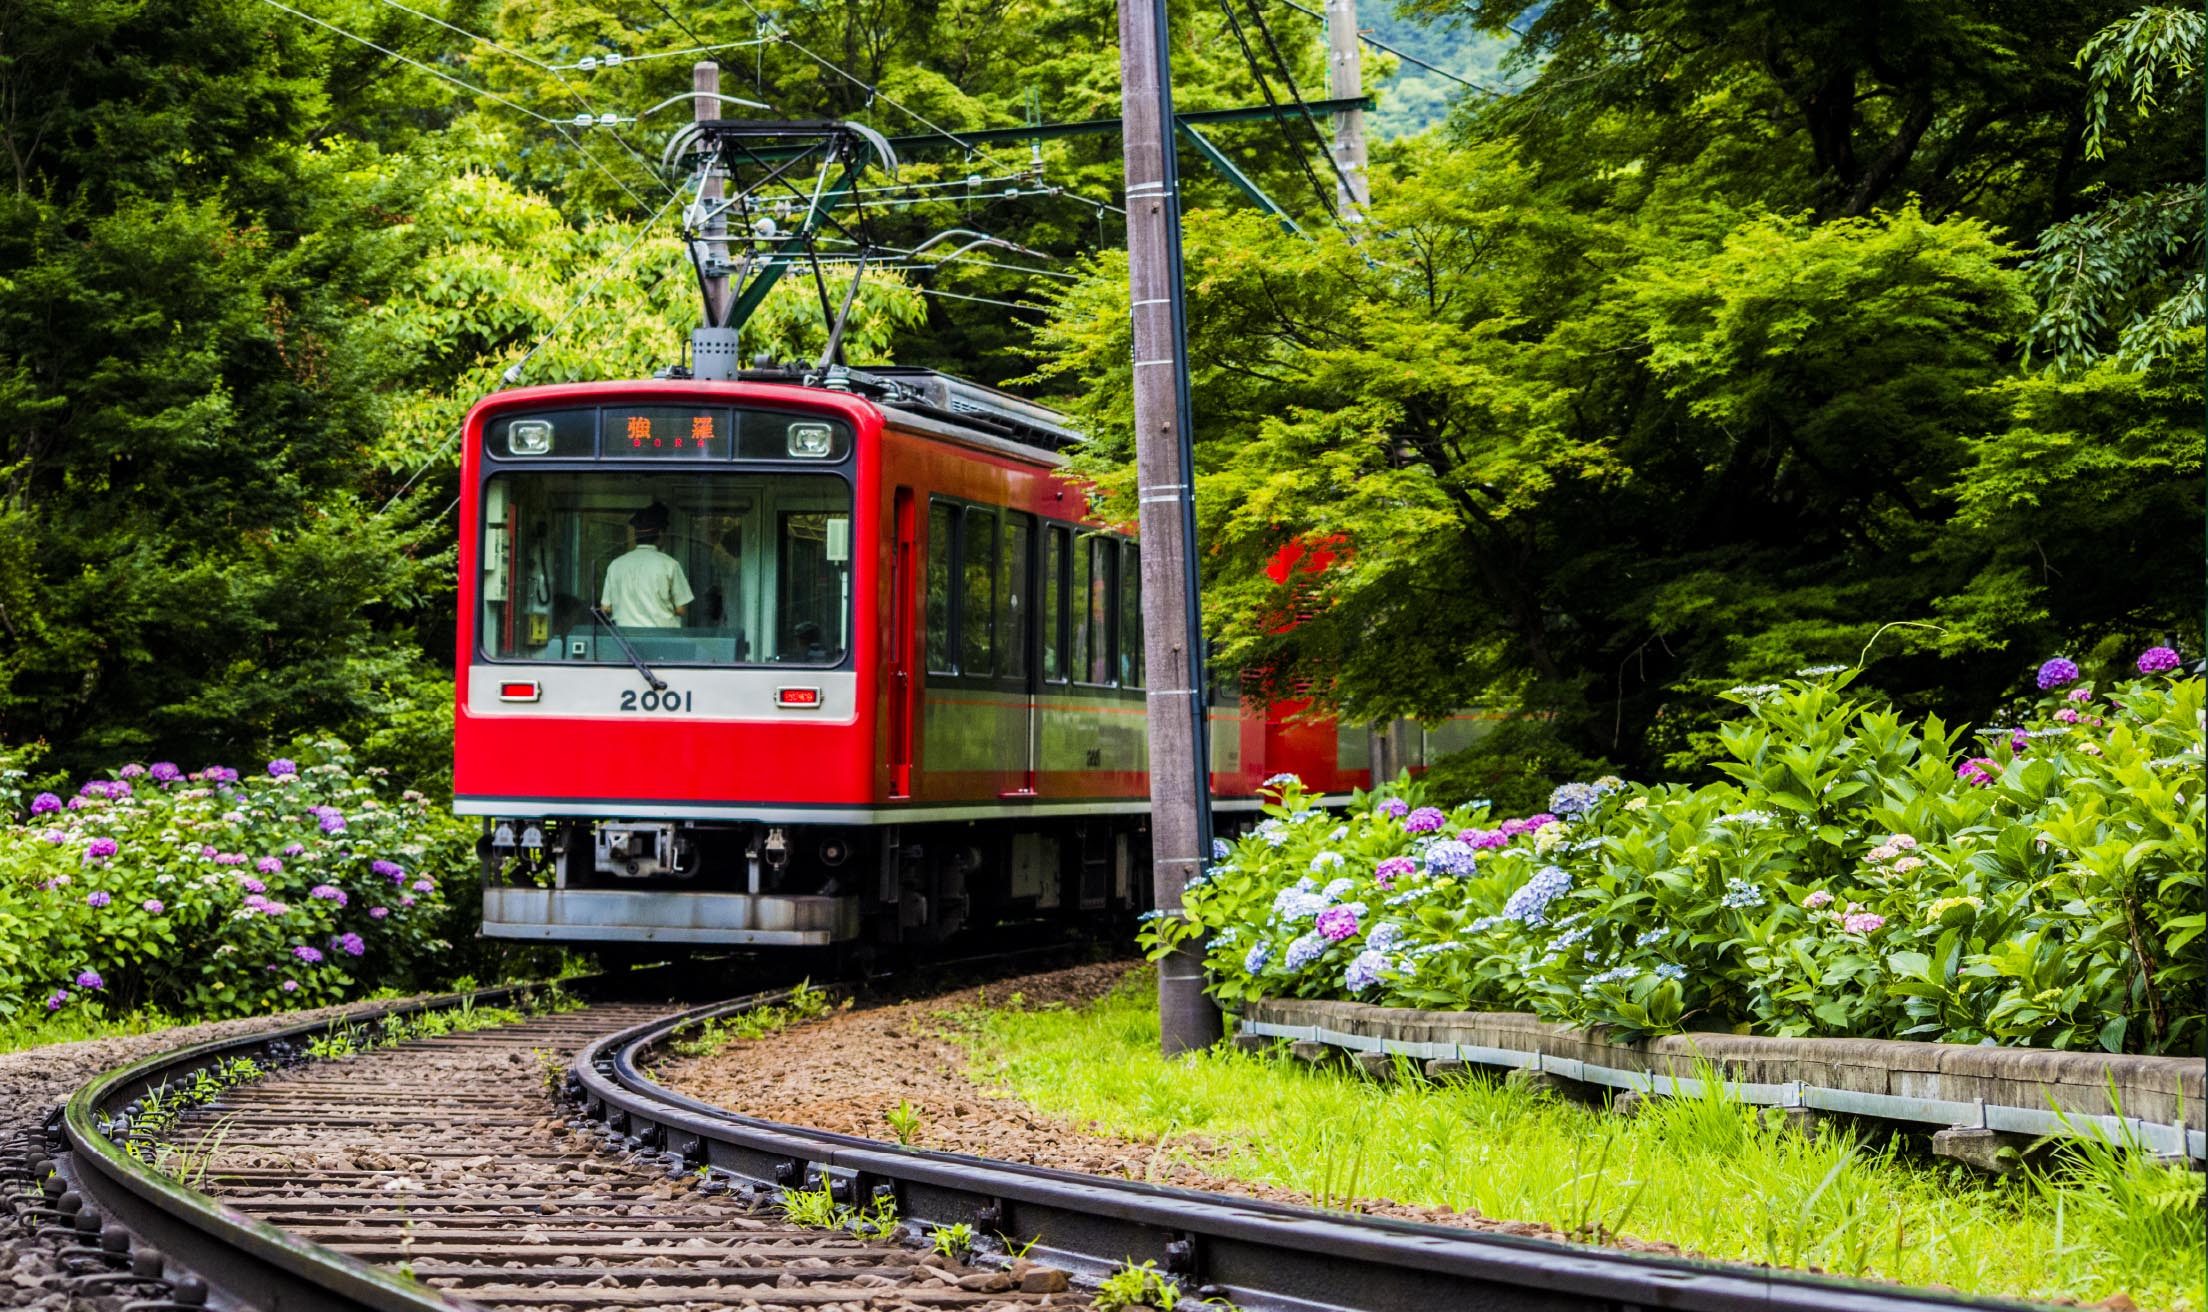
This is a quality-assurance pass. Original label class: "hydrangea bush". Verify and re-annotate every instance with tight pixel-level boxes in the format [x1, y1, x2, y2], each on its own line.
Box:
[1153, 656, 2204, 1055]
[0, 739, 474, 1022]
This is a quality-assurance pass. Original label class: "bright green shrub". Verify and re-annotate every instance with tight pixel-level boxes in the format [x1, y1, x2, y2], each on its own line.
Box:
[0, 738, 474, 1023]
[1155, 659, 2204, 1054]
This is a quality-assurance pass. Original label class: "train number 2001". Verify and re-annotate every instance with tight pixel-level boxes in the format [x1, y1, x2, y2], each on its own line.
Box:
[618, 689, 694, 713]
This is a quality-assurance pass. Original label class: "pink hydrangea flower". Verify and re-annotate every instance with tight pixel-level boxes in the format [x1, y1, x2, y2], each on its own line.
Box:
[1803, 890, 1834, 909]
[1314, 905, 1361, 941]
[1842, 912, 1886, 934]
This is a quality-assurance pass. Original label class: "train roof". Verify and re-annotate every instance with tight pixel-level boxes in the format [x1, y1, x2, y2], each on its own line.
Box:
[728, 365, 1082, 457]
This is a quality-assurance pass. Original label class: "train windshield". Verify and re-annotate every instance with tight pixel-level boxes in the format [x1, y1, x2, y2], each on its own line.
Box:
[478, 471, 852, 666]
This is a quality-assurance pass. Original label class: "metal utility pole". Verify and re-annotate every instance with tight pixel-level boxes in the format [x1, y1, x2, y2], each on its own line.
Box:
[691, 60, 738, 378]
[1118, 0, 1223, 1056]
[1323, 0, 1370, 213]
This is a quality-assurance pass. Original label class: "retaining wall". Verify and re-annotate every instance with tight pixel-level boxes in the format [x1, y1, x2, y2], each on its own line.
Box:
[1238, 997, 2206, 1161]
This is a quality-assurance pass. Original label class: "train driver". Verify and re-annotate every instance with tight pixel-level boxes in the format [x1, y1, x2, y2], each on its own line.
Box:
[601, 502, 694, 628]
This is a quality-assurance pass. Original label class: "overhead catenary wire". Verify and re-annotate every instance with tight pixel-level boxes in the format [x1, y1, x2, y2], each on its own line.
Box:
[1268, 0, 1503, 95]
[364, 0, 680, 200]
[252, 0, 658, 212]
[548, 37, 773, 71]
[1236, 0, 1367, 211]
[1216, 0, 1344, 223]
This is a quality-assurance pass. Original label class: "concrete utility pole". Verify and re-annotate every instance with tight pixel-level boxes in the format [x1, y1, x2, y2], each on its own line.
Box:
[1323, 0, 1370, 214]
[1118, 0, 1223, 1056]
[694, 61, 733, 330]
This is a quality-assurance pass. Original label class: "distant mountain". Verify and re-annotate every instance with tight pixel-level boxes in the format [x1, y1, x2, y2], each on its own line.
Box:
[1359, 7, 1523, 138]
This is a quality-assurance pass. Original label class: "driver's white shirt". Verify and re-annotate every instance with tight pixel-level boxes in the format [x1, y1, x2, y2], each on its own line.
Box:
[600, 545, 694, 628]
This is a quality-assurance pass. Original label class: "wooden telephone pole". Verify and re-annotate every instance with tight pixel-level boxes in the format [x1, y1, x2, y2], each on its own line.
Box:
[1324, 0, 1369, 213]
[1118, 0, 1222, 1056]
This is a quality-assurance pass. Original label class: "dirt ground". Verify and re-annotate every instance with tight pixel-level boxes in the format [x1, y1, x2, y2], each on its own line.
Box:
[654, 961, 1685, 1258]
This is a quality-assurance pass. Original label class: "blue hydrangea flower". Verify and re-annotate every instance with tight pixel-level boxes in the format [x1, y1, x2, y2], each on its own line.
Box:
[1367, 922, 1405, 952]
[1501, 866, 1572, 926]
[1211, 837, 1232, 860]
[1310, 851, 1345, 873]
[1263, 772, 1301, 788]
[1548, 782, 1602, 817]
[1320, 876, 1356, 902]
[1343, 949, 1390, 991]
[1271, 888, 1328, 921]
[1582, 964, 1641, 992]
[1655, 963, 1686, 981]
[1244, 942, 1272, 974]
[1423, 840, 1478, 876]
[1635, 927, 1666, 946]
[1719, 878, 1767, 910]
[1283, 933, 1328, 971]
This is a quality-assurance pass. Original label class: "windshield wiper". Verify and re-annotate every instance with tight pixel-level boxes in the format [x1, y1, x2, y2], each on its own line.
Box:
[591, 606, 668, 691]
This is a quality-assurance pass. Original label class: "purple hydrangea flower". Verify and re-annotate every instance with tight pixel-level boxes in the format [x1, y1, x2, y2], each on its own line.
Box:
[108, 780, 131, 798]
[266, 758, 297, 778]
[318, 812, 347, 834]
[1958, 757, 1999, 786]
[84, 890, 111, 908]
[84, 837, 118, 860]
[2035, 658, 2080, 690]
[75, 970, 103, 989]
[239, 877, 267, 894]
[2138, 646, 2182, 674]
[282, 843, 305, 857]
[118, 763, 146, 778]
[40, 829, 66, 845]
[203, 766, 239, 784]
[1498, 817, 1534, 837]
[214, 853, 246, 866]
[46, 991, 67, 1011]
[331, 932, 365, 957]
[409, 879, 433, 893]
[1373, 856, 1417, 889]
[369, 906, 389, 919]
[29, 792, 60, 815]
[1376, 798, 1410, 819]
[309, 885, 347, 906]
[257, 856, 283, 875]
[292, 945, 323, 964]
[198, 845, 217, 859]
[370, 859, 404, 881]
[141, 899, 163, 914]
[148, 762, 181, 783]
[1315, 905, 1361, 941]
[399, 895, 416, 908]
[1462, 829, 1509, 850]
[77, 780, 108, 799]
[64, 797, 84, 810]
[2054, 708, 2081, 724]
[2067, 687, 2093, 703]
[280, 979, 300, 993]
[1403, 806, 1447, 834]
[2011, 728, 2031, 751]
[1525, 813, 1560, 829]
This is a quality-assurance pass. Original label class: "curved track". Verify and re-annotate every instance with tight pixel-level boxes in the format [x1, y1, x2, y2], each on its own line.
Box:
[26, 977, 2048, 1312]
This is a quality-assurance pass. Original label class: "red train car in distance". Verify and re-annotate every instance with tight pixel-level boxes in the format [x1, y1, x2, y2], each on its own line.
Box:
[456, 368, 1377, 950]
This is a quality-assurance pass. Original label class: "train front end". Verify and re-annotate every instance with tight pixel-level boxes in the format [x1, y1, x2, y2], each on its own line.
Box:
[454, 380, 882, 947]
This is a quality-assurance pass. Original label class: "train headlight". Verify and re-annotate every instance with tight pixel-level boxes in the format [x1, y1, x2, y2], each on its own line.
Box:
[507, 419, 555, 456]
[786, 421, 834, 457]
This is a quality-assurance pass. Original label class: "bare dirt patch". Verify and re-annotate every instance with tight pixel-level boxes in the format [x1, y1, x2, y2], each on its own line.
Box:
[654, 961, 1683, 1257]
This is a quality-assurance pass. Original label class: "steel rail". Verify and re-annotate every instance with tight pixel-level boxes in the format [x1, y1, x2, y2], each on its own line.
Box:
[577, 999, 2050, 1312]
[52, 977, 613, 1312]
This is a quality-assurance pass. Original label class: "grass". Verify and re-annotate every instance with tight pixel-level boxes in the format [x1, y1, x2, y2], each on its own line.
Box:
[0, 1003, 189, 1055]
[949, 969, 2205, 1311]
[670, 981, 835, 1057]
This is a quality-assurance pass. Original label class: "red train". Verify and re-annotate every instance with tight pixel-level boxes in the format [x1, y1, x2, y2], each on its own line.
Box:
[454, 368, 1405, 950]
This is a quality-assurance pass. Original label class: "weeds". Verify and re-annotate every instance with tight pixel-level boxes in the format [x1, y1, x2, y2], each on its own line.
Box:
[1094, 1260, 1180, 1311]
[931, 1221, 976, 1262]
[885, 1099, 925, 1146]
[777, 1180, 901, 1238]
[672, 982, 836, 1058]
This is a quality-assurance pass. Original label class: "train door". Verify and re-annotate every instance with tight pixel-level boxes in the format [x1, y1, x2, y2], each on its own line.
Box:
[999, 511, 1039, 795]
[888, 487, 916, 797]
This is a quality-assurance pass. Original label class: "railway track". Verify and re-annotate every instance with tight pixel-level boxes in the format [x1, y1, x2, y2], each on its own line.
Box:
[23, 975, 2045, 1312]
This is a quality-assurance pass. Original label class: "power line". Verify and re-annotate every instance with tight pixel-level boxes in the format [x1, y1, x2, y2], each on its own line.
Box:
[548, 37, 772, 72]
[365, 0, 678, 200]
[253, 0, 657, 212]
[1237, 0, 1365, 209]
[1217, 0, 1342, 222]
[1269, 0, 1502, 95]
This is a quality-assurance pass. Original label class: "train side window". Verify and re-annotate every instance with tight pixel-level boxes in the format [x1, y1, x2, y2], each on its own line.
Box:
[961, 507, 997, 676]
[1043, 526, 1068, 682]
[1119, 543, 1143, 687]
[1083, 535, 1116, 685]
[1070, 535, 1091, 682]
[925, 501, 955, 675]
[998, 512, 1032, 680]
